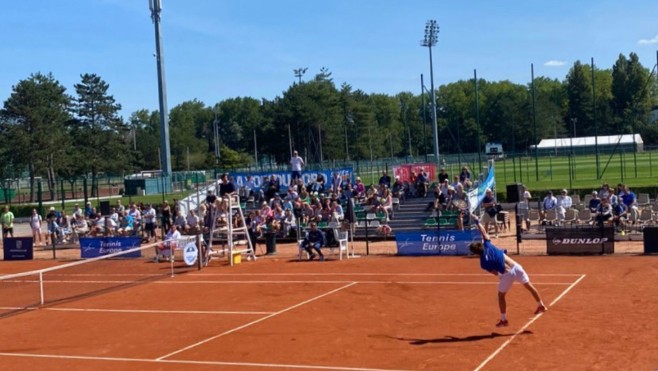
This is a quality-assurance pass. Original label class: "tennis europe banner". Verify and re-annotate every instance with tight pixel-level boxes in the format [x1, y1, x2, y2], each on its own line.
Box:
[468, 164, 496, 213]
[80, 237, 142, 258]
[395, 230, 480, 256]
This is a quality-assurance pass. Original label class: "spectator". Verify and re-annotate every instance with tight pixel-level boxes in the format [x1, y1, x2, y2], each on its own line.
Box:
[185, 210, 200, 234]
[392, 176, 405, 201]
[1, 206, 15, 239]
[29, 208, 43, 245]
[84, 202, 93, 218]
[416, 170, 429, 198]
[290, 150, 305, 183]
[331, 171, 342, 194]
[72, 204, 83, 219]
[378, 170, 391, 189]
[459, 165, 471, 183]
[266, 174, 281, 200]
[162, 201, 173, 231]
[46, 207, 59, 244]
[540, 191, 557, 221]
[438, 166, 449, 184]
[143, 204, 157, 242]
[300, 222, 325, 261]
[174, 209, 186, 230]
[354, 177, 366, 198]
[595, 197, 613, 226]
[556, 189, 572, 225]
[155, 224, 181, 262]
[282, 208, 297, 237]
[619, 185, 639, 222]
[588, 191, 601, 213]
[481, 188, 500, 237]
[205, 189, 217, 205]
[517, 187, 532, 232]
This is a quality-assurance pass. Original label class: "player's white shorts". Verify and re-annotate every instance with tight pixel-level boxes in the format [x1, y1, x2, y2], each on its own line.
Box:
[498, 264, 529, 293]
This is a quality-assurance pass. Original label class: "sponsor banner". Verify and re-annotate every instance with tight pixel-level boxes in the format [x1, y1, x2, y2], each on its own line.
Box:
[183, 240, 198, 266]
[230, 167, 353, 193]
[546, 227, 614, 255]
[392, 163, 436, 184]
[3, 237, 34, 261]
[643, 227, 658, 254]
[80, 237, 142, 258]
[395, 229, 480, 256]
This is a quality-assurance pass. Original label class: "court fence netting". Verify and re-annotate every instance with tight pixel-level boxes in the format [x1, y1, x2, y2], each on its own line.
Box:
[0, 234, 205, 318]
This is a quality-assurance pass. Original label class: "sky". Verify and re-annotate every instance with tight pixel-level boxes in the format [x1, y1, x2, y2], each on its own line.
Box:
[1, 0, 658, 119]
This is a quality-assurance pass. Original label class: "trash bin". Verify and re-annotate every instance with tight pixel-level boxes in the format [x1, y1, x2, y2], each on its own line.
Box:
[643, 227, 658, 254]
[265, 232, 277, 255]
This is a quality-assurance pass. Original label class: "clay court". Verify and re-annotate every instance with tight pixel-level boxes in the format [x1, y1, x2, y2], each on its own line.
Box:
[1, 234, 657, 371]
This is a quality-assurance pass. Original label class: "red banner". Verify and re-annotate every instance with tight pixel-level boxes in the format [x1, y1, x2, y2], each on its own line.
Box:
[392, 163, 436, 183]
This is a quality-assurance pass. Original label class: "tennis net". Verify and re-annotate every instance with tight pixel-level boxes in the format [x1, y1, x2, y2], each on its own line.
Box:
[0, 235, 204, 318]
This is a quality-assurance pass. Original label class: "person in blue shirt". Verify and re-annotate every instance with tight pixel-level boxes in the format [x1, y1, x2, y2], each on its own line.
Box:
[469, 213, 547, 327]
[301, 222, 325, 261]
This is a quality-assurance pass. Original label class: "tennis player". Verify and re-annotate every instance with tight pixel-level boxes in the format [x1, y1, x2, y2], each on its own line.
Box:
[469, 213, 547, 327]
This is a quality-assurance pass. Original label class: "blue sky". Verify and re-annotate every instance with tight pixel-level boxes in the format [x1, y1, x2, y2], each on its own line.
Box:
[1, 0, 657, 119]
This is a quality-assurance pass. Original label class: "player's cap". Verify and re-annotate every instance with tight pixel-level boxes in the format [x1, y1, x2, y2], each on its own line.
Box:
[592, 190, 598, 195]
[49, 207, 55, 211]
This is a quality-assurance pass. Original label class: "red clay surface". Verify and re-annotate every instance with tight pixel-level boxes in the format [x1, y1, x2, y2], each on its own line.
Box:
[1, 239, 658, 371]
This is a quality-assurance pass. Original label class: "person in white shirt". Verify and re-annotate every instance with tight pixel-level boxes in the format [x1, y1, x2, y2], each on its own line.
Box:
[186, 210, 200, 234]
[156, 224, 181, 262]
[290, 150, 305, 183]
[143, 204, 157, 242]
[556, 189, 573, 224]
[29, 209, 43, 246]
[517, 189, 532, 232]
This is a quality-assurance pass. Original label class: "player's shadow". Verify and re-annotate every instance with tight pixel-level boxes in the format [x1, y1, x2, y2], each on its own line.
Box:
[392, 330, 532, 345]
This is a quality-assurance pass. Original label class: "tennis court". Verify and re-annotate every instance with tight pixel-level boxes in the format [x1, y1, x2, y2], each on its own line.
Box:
[0, 245, 657, 370]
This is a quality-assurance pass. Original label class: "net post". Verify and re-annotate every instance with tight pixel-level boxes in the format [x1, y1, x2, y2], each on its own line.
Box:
[196, 234, 202, 271]
[169, 241, 175, 278]
[39, 271, 45, 305]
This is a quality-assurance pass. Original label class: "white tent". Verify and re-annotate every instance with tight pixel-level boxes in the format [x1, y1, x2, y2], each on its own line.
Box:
[532, 134, 643, 152]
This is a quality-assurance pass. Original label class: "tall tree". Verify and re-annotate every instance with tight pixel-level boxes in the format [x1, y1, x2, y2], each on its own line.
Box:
[70, 73, 129, 195]
[0, 72, 71, 201]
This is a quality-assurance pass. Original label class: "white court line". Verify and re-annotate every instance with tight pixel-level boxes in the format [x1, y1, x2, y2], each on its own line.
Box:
[0, 352, 414, 371]
[155, 280, 573, 285]
[190, 272, 585, 277]
[473, 274, 587, 371]
[1, 280, 576, 286]
[157, 281, 358, 360]
[44, 307, 274, 315]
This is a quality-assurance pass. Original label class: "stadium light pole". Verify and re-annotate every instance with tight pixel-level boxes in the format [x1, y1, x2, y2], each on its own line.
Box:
[149, 0, 171, 178]
[421, 20, 440, 165]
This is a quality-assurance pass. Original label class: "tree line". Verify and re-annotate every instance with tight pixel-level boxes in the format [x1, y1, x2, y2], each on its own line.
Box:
[1, 53, 656, 201]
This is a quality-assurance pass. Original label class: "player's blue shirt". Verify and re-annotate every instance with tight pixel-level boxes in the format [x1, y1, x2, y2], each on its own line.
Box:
[480, 240, 506, 274]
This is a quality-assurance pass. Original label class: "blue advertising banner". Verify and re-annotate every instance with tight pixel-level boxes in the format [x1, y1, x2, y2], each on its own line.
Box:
[80, 237, 142, 258]
[230, 167, 353, 193]
[3, 237, 34, 260]
[395, 230, 480, 256]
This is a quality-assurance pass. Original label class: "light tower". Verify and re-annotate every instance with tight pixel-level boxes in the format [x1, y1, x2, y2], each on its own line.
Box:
[421, 20, 440, 164]
[149, 0, 171, 177]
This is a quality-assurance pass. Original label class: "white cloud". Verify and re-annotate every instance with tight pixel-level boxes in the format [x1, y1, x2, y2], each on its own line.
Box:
[544, 60, 566, 67]
[638, 35, 658, 45]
